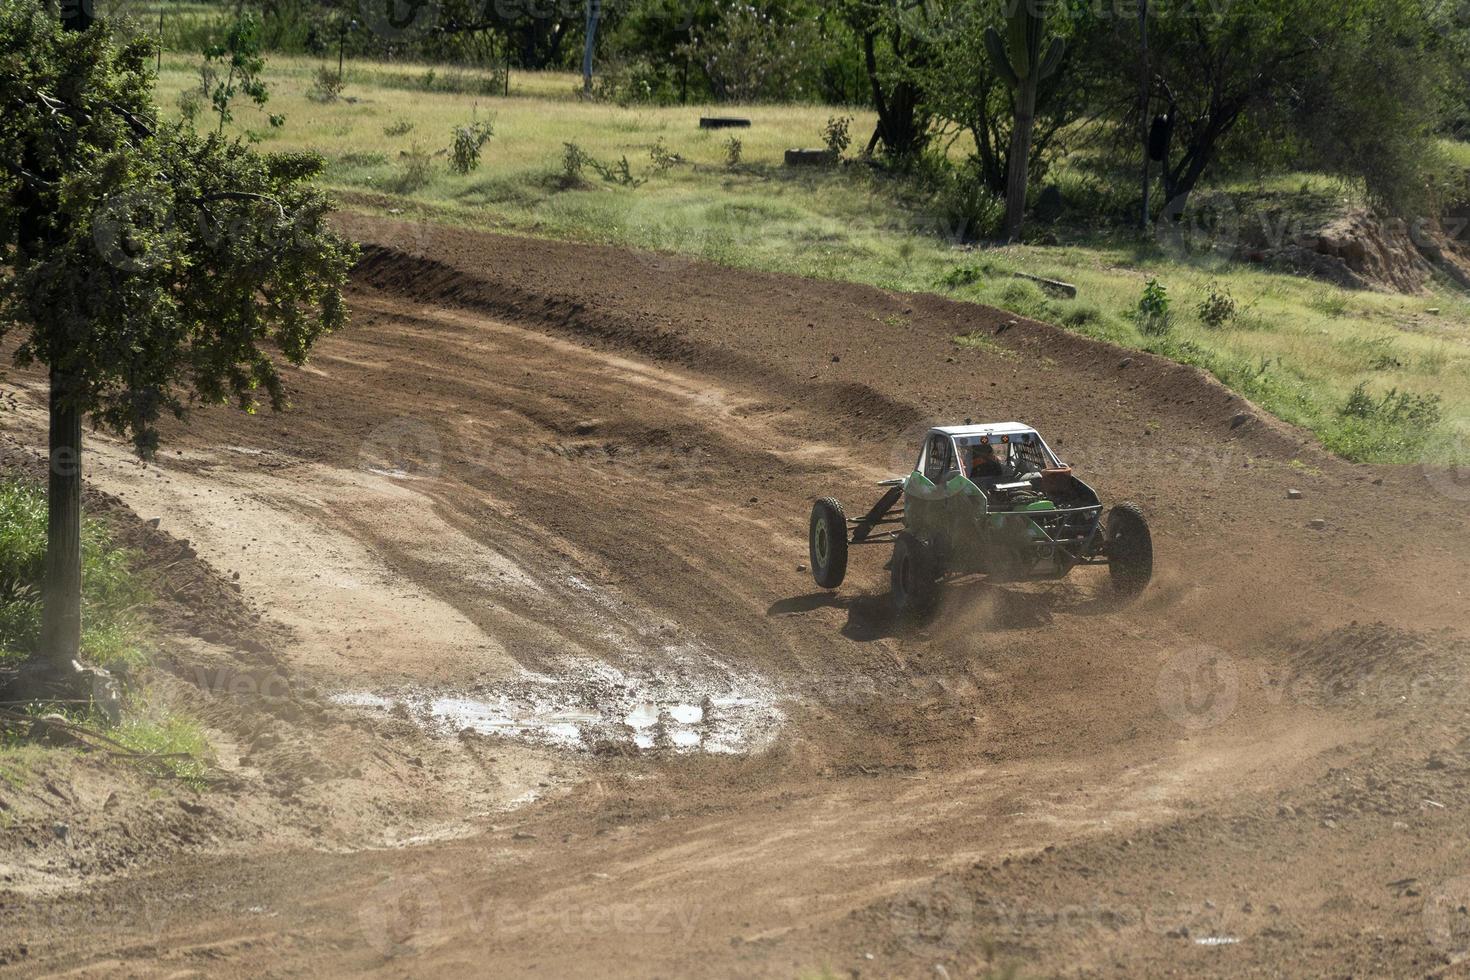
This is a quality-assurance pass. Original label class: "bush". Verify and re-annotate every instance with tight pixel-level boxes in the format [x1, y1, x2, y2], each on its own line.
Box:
[391, 144, 434, 193]
[174, 88, 201, 125]
[383, 118, 414, 137]
[0, 479, 148, 669]
[1328, 382, 1444, 461]
[822, 115, 852, 159]
[561, 141, 588, 186]
[589, 57, 681, 106]
[920, 156, 1003, 244]
[648, 138, 680, 176]
[1136, 278, 1173, 336]
[1197, 281, 1237, 329]
[449, 119, 494, 175]
[308, 65, 343, 103]
[724, 135, 742, 168]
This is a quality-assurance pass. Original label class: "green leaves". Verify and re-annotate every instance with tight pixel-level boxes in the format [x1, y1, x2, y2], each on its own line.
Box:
[203, 12, 277, 134]
[0, 2, 355, 459]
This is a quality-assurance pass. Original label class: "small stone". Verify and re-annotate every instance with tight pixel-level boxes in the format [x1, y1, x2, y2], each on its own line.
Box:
[1119, 357, 1133, 369]
[796, 564, 807, 572]
[148, 517, 162, 528]
[1230, 412, 1251, 429]
[1287, 489, 1303, 500]
[512, 831, 537, 840]
[1428, 307, 1441, 315]
[53, 822, 69, 840]
[1277, 804, 1297, 818]
[1308, 519, 1328, 531]
[1322, 818, 1338, 829]
[1393, 821, 1409, 830]
[831, 355, 840, 363]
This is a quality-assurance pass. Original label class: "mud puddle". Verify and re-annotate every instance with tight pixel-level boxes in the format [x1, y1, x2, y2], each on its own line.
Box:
[333, 657, 783, 755]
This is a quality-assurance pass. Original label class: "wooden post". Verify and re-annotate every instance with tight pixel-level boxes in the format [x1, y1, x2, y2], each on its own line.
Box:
[40, 368, 83, 670]
[1138, 0, 1150, 230]
[41, 0, 92, 672]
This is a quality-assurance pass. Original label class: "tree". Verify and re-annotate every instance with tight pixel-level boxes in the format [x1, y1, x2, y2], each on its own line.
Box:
[839, 0, 934, 158]
[1141, 0, 1437, 216]
[923, 0, 1106, 200]
[0, 2, 355, 687]
[983, 0, 1064, 241]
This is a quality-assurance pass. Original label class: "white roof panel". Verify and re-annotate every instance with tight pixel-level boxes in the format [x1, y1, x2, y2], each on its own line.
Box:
[933, 423, 1037, 438]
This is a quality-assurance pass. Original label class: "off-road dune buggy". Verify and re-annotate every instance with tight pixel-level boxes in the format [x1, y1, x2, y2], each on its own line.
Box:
[808, 423, 1153, 615]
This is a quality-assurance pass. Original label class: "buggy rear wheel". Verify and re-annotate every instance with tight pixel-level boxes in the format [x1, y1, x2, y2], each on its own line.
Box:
[891, 532, 939, 618]
[809, 497, 849, 589]
[1106, 502, 1153, 600]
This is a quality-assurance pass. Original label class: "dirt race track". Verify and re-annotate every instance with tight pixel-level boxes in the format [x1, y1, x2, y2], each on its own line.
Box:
[5, 214, 1470, 977]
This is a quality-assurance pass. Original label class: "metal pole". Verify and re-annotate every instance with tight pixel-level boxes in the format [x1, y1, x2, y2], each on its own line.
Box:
[1138, 0, 1150, 230]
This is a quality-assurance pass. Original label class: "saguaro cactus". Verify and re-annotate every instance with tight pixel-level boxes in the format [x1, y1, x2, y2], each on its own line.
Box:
[985, 4, 1065, 241]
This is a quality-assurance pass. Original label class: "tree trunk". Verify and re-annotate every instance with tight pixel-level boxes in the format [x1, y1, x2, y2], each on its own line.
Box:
[40, 366, 83, 671]
[1002, 88, 1037, 242]
[581, 0, 600, 94]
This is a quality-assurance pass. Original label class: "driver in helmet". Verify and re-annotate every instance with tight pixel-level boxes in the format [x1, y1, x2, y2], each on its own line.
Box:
[970, 442, 1010, 482]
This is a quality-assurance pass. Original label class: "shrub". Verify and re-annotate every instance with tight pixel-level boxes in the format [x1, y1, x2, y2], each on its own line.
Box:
[1062, 303, 1104, 329]
[383, 119, 414, 137]
[724, 135, 742, 168]
[561, 141, 588, 186]
[823, 115, 852, 159]
[1136, 278, 1173, 336]
[938, 265, 983, 289]
[308, 65, 344, 103]
[392, 144, 434, 193]
[1197, 281, 1237, 329]
[175, 88, 202, 125]
[449, 119, 494, 175]
[1328, 382, 1444, 461]
[0, 479, 148, 669]
[923, 158, 1003, 244]
[1339, 382, 1441, 426]
[648, 138, 680, 176]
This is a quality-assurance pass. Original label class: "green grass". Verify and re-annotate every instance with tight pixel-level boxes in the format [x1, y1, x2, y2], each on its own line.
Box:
[152, 54, 1470, 465]
[0, 480, 213, 784]
[112, 709, 214, 788]
[0, 479, 150, 670]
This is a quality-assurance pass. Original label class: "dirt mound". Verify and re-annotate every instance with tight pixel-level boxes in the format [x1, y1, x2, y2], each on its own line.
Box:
[342, 216, 1327, 466]
[1241, 208, 1470, 293]
[1285, 622, 1470, 708]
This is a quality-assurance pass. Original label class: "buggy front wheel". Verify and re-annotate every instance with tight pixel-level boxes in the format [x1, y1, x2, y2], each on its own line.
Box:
[809, 497, 849, 589]
[1106, 502, 1153, 600]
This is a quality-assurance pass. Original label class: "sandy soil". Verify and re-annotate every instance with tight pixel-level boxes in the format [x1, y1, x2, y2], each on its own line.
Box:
[3, 214, 1470, 977]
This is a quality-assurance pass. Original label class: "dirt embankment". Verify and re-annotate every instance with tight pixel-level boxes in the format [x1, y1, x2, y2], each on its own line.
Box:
[1240, 207, 1470, 292]
[2, 215, 1469, 978]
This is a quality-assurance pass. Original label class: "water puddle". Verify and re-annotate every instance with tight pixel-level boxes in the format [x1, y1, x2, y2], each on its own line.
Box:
[332, 659, 782, 755]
